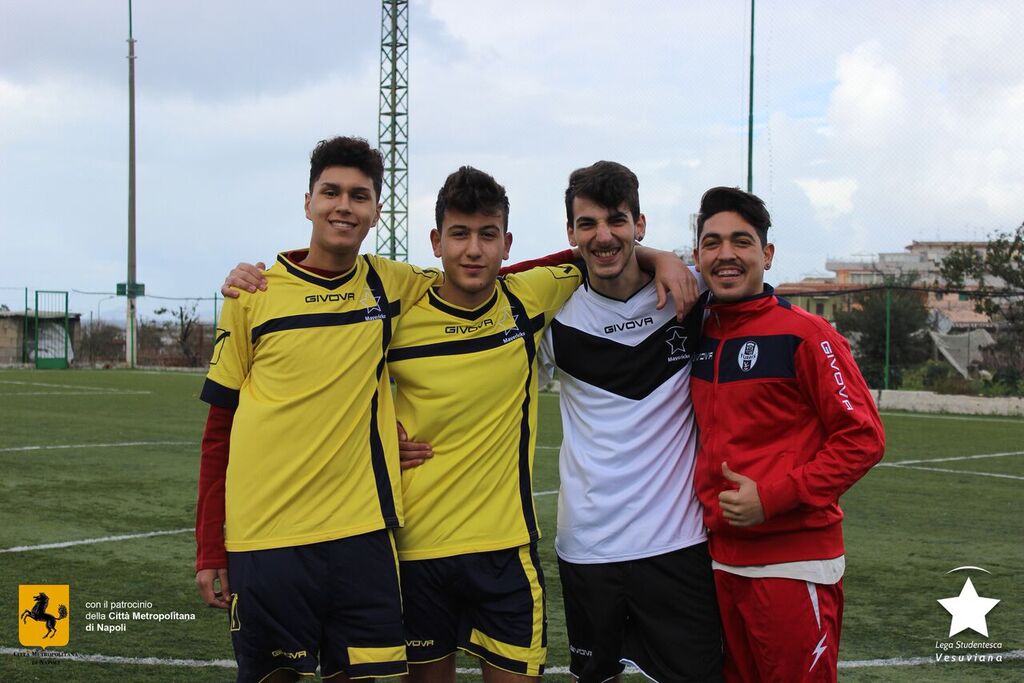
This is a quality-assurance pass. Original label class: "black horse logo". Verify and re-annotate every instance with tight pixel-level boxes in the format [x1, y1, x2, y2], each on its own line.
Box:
[21, 592, 67, 639]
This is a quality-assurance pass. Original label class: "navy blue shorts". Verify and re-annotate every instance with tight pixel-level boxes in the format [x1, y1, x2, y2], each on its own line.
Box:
[558, 542, 722, 682]
[401, 543, 547, 676]
[227, 530, 406, 681]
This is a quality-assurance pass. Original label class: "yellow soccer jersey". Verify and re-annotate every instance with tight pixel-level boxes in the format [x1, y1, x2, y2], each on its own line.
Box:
[388, 264, 582, 561]
[201, 251, 440, 552]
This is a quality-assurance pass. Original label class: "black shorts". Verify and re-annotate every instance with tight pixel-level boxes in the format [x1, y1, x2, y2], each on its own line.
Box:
[401, 544, 547, 676]
[558, 542, 722, 682]
[227, 530, 406, 682]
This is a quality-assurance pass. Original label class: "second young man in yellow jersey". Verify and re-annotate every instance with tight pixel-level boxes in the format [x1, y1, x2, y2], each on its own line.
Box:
[387, 167, 579, 680]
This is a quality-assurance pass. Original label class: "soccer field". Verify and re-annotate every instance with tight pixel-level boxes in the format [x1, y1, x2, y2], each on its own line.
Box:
[1, 369, 1021, 681]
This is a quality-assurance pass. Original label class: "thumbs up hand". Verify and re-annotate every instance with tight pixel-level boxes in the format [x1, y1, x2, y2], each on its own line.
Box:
[718, 462, 765, 527]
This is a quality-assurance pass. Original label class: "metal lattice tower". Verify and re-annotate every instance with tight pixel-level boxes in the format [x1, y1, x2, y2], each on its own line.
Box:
[376, 0, 409, 261]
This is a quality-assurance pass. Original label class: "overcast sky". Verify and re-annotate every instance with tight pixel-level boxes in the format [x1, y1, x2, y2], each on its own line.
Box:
[1, 0, 1021, 320]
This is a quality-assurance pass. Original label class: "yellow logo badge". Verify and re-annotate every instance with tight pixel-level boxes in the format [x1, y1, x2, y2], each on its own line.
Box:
[19, 584, 70, 648]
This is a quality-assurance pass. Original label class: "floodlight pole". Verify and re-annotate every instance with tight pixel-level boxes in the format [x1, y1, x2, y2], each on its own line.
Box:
[376, 0, 409, 261]
[126, 0, 138, 367]
[746, 0, 755, 193]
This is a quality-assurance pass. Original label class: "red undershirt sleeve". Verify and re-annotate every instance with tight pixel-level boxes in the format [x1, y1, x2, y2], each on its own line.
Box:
[195, 405, 234, 572]
[500, 249, 576, 275]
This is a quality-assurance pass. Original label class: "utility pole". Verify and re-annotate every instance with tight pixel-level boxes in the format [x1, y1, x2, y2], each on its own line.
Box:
[376, 0, 409, 261]
[126, 0, 138, 366]
[746, 0, 755, 193]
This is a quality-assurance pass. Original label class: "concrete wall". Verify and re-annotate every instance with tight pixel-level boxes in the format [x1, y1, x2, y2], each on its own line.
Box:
[0, 317, 22, 364]
[874, 389, 1024, 417]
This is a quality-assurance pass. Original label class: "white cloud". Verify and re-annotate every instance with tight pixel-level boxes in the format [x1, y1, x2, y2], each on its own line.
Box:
[795, 177, 859, 225]
[828, 42, 907, 143]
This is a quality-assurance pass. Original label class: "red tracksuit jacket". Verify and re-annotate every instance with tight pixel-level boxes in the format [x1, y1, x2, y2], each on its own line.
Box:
[691, 286, 885, 566]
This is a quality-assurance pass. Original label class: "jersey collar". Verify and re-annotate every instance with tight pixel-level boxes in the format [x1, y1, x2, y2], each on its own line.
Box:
[276, 251, 359, 290]
[426, 287, 499, 320]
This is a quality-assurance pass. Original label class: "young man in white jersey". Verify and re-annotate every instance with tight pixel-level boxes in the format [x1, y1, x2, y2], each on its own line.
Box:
[541, 162, 722, 682]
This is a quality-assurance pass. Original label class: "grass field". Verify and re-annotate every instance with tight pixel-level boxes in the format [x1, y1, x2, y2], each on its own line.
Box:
[1, 368, 1022, 681]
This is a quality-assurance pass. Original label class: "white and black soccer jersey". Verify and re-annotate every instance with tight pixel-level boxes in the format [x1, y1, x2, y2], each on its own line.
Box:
[541, 273, 708, 564]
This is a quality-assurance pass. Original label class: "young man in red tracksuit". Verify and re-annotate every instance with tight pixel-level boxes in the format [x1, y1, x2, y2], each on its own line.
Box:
[690, 186, 885, 682]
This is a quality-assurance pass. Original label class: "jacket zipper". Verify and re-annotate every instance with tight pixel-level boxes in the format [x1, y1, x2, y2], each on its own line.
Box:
[710, 314, 724, 488]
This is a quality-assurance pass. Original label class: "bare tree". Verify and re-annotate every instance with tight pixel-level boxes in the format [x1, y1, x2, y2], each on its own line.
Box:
[155, 303, 201, 366]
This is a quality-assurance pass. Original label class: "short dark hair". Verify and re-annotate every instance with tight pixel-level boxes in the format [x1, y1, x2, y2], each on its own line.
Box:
[434, 166, 510, 230]
[308, 136, 384, 198]
[564, 161, 641, 224]
[696, 186, 771, 245]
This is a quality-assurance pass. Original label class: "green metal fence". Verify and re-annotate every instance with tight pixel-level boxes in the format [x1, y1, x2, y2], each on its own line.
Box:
[33, 290, 71, 369]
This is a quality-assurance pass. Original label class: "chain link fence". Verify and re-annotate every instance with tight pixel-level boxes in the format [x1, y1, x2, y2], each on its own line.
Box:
[779, 284, 1024, 396]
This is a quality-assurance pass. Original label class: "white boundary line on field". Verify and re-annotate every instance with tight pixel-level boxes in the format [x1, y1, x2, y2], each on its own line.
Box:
[879, 411, 1024, 424]
[885, 464, 1024, 481]
[879, 450, 1024, 480]
[2, 648, 1022, 671]
[837, 649, 1024, 668]
[882, 450, 1024, 466]
[0, 647, 236, 668]
[0, 528, 192, 554]
[0, 380, 126, 390]
[0, 489, 559, 553]
[0, 391, 152, 396]
[0, 440, 194, 453]
[0, 380, 152, 396]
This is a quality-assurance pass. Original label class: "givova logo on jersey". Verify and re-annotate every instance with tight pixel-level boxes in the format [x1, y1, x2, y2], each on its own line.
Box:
[19, 584, 70, 648]
[604, 316, 654, 335]
[445, 319, 494, 334]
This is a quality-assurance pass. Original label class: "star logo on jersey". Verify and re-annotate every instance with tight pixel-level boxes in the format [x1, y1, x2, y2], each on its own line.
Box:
[938, 576, 1000, 637]
[359, 288, 383, 315]
[495, 308, 525, 344]
[496, 308, 519, 333]
[665, 327, 690, 362]
[665, 327, 687, 355]
[738, 340, 759, 372]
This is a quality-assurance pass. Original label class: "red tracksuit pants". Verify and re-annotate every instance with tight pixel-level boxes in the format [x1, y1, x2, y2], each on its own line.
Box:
[714, 570, 844, 683]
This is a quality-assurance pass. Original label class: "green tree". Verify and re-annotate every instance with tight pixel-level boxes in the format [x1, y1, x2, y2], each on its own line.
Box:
[834, 274, 930, 389]
[940, 223, 1024, 390]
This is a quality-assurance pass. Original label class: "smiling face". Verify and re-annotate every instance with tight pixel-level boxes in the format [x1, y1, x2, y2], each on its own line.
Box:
[303, 165, 381, 270]
[567, 197, 646, 287]
[694, 210, 774, 301]
[431, 209, 511, 309]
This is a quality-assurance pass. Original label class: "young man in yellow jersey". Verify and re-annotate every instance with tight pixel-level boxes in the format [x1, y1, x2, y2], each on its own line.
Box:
[195, 136, 441, 682]
[386, 166, 582, 681]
